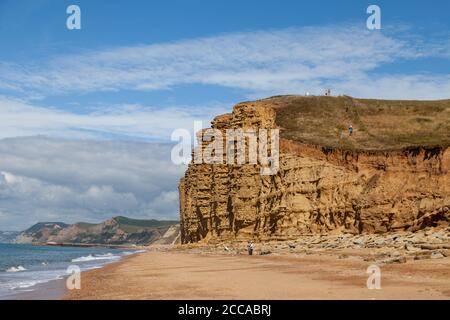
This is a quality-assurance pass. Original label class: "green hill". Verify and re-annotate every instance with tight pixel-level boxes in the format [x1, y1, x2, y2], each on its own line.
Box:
[269, 95, 450, 151]
[112, 216, 179, 234]
[15, 217, 180, 246]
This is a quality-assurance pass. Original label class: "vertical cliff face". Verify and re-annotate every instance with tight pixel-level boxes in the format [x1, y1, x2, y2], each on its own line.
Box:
[179, 96, 450, 243]
[179, 102, 278, 243]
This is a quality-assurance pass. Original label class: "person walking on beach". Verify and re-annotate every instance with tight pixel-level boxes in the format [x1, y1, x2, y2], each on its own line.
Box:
[247, 241, 254, 256]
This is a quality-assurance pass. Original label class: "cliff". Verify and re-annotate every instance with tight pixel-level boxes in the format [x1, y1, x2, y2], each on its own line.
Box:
[15, 216, 180, 245]
[179, 96, 450, 243]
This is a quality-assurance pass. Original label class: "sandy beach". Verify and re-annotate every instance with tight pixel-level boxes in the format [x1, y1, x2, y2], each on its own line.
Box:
[65, 248, 450, 300]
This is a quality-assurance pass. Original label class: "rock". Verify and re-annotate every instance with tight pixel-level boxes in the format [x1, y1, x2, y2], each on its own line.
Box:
[179, 97, 450, 244]
[259, 249, 272, 255]
[405, 244, 420, 252]
[389, 250, 402, 257]
[442, 250, 450, 257]
[420, 244, 450, 250]
[413, 254, 430, 261]
[431, 231, 448, 240]
[373, 239, 387, 246]
[430, 252, 445, 259]
[381, 256, 407, 264]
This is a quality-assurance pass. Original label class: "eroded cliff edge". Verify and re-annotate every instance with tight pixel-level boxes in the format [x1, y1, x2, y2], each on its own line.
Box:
[179, 96, 450, 243]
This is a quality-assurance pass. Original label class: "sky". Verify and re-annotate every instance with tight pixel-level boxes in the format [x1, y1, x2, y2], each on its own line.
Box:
[0, 0, 449, 230]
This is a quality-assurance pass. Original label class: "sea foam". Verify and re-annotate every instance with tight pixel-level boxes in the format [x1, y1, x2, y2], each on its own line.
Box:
[71, 253, 120, 262]
[6, 266, 27, 273]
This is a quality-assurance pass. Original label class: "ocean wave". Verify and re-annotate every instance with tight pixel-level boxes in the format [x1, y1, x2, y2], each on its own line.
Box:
[0, 245, 129, 299]
[71, 253, 120, 262]
[121, 249, 146, 256]
[5, 266, 27, 273]
[2, 273, 64, 292]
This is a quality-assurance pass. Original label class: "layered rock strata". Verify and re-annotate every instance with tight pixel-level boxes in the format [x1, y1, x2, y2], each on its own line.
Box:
[179, 99, 450, 243]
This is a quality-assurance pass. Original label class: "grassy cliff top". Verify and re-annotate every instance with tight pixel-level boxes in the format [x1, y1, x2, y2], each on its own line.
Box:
[263, 95, 450, 151]
[25, 217, 179, 234]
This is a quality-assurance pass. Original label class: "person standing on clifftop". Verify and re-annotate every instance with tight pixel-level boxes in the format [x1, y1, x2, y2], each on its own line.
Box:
[247, 241, 254, 256]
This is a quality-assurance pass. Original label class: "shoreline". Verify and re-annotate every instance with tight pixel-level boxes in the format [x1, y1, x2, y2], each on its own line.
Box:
[4, 277, 67, 300]
[31, 242, 145, 249]
[65, 247, 450, 300]
[0, 246, 147, 300]
[6, 229, 450, 300]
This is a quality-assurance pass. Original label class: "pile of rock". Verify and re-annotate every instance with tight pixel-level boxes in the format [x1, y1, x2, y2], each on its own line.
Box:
[173, 227, 450, 265]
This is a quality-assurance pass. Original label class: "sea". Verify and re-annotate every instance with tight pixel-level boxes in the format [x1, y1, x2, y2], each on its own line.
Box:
[0, 243, 142, 299]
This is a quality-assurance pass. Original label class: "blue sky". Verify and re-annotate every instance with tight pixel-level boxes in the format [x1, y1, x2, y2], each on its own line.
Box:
[0, 0, 449, 141]
[0, 0, 449, 229]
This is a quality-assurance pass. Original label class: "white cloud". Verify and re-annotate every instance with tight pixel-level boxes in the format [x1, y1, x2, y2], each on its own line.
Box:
[0, 95, 228, 140]
[331, 74, 450, 100]
[0, 24, 449, 231]
[0, 137, 185, 230]
[1, 24, 448, 99]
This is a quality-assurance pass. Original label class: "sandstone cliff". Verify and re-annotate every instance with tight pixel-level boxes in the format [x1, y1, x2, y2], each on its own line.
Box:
[179, 96, 450, 243]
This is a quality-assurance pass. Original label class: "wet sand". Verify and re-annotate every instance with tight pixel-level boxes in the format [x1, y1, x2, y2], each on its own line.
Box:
[65, 250, 450, 300]
[4, 277, 67, 300]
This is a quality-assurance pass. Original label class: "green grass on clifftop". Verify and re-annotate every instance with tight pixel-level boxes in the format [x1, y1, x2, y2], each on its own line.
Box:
[269, 95, 450, 151]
